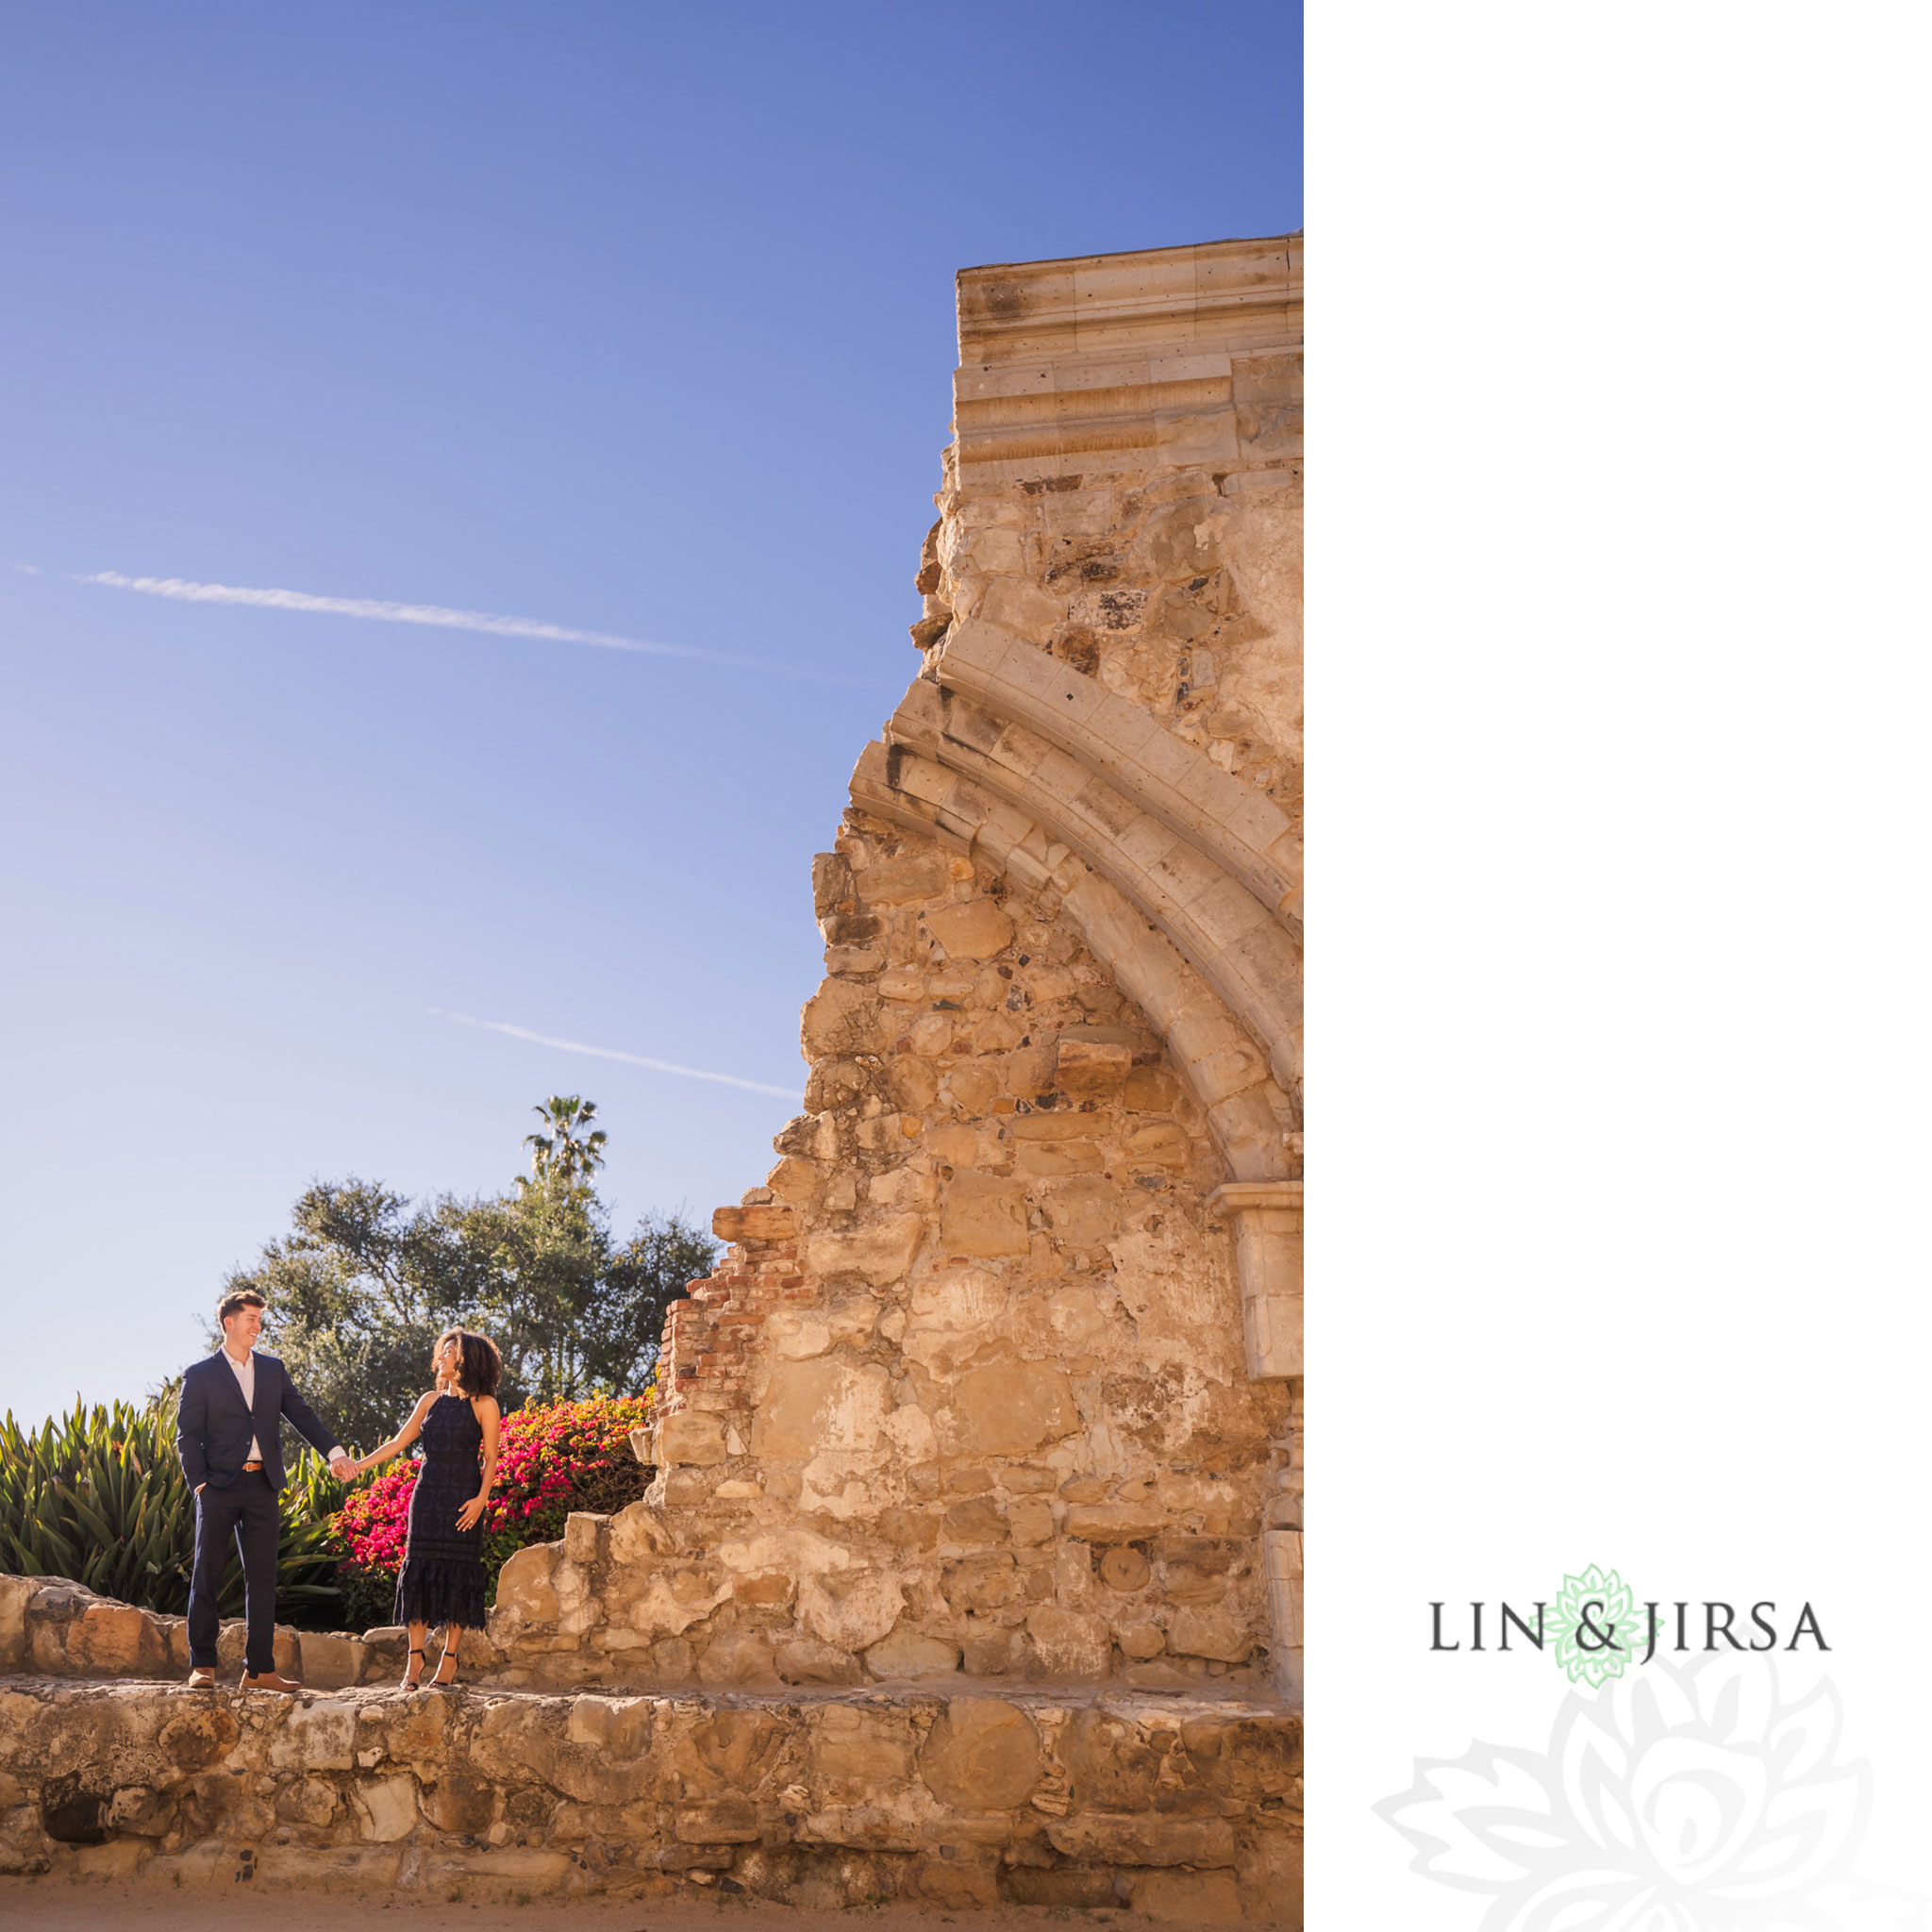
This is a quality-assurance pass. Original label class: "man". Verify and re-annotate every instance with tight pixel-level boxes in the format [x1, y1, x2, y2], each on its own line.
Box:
[175, 1290, 357, 1691]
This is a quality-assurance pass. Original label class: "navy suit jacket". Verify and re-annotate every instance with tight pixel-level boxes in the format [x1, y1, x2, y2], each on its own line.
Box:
[175, 1350, 338, 1493]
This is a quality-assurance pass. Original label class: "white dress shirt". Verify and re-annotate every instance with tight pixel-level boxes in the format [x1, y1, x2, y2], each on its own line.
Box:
[221, 1345, 342, 1467]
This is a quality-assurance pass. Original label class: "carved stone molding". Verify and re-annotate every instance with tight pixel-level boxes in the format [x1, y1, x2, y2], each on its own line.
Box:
[1208, 1179, 1303, 1380]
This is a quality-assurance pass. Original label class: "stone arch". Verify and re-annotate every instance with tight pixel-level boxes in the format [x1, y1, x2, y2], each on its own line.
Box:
[851, 724, 1302, 1386]
[879, 675, 1302, 1098]
[933, 616, 1303, 924]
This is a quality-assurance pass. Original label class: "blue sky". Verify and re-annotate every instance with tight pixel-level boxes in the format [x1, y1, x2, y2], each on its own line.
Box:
[0, 3, 1303, 1421]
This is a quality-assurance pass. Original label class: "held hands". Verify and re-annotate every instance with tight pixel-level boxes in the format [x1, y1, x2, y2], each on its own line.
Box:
[328, 1454, 359, 1482]
[455, 1495, 488, 1532]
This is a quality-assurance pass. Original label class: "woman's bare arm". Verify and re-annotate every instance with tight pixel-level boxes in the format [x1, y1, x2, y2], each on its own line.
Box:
[455, 1396, 501, 1531]
[350, 1392, 436, 1475]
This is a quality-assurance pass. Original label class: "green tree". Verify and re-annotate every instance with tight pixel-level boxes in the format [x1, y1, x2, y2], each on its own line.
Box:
[523, 1095, 608, 1186]
[218, 1101, 714, 1453]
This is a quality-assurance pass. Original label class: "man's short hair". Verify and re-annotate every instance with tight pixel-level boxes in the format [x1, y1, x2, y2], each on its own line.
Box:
[216, 1289, 267, 1327]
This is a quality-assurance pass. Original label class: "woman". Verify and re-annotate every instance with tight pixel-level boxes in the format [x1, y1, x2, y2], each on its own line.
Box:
[351, 1327, 502, 1690]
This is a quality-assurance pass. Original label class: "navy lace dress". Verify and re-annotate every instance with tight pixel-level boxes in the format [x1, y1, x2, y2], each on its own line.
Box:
[394, 1393, 488, 1631]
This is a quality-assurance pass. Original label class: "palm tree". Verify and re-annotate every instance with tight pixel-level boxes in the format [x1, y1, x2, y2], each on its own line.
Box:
[523, 1096, 608, 1186]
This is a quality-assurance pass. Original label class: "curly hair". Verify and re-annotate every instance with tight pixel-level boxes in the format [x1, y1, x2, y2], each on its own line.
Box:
[435, 1327, 503, 1400]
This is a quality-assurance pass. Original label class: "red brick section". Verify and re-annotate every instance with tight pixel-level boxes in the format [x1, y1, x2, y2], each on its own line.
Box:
[652, 1212, 808, 1428]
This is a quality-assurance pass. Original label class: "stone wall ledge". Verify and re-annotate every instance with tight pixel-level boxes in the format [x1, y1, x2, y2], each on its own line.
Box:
[0, 1674, 1301, 1918]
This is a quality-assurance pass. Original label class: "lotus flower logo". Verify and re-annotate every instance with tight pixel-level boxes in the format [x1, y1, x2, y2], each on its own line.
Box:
[1553, 1562, 1643, 1688]
[1376, 1650, 1924, 1929]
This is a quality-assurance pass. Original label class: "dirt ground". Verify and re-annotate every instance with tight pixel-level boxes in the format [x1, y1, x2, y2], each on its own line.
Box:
[0, 1878, 1274, 1931]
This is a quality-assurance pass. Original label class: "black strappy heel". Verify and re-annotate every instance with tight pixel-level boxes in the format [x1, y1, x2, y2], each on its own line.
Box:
[428, 1640, 459, 1691]
[400, 1645, 425, 1690]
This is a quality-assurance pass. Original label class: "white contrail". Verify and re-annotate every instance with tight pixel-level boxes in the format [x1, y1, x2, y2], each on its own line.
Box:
[433, 1009, 799, 1099]
[78, 571, 875, 688]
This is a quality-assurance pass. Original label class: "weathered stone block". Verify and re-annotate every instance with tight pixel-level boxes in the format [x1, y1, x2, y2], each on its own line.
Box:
[656, 1409, 728, 1467]
[959, 1625, 1024, 1674]
[941, 1495, 1008, 1545]
[1055, 1037, 1132, 1095]
[252, 1845, 404, 1889]
[1181, 1714, 1302, 1800]
[1063, 1500, 1169, 1542]
[1007, 1109, 1102, 1142]
[1005, 1865, 1128, 1907]
[765, 1155, 820, 1204]
[812, 850, 855, 918]
[492, 1544, 559, 1624]
[941, 1553, 1017, 1614]
[566, 1692, 653, 1757]
[798, 1568, 905, 1654]
[801, 978, 889, 1057]
[811, 1704, 917, 1787]
[158, 1701, 237, 1771]
[877, 1506, 941, 1550]
[68, 1602, 165, 1676]
[918, 1697, 1041, 1809]
[977, 576, 1065, 644]
[1015, 1141, 1105, 1175]
[711, 1202, 797, 1243]
[926, 899, 1017, 960]
[1124, 1121, 1191, 1168]
[907, 1012, 956, 1056]
[1164, 1604, 1255, 1664]
[774, 1637, 861, 1686]
[608, 1498, 672, 1566]
[563, 1511, 608, 1566]
[888, 1053, 941, 1109]
[938, 1171, 1029, 1257]
[1004, 1463, 1058, 1494]
[1046, 1812, 1238, 1868]
[1135, 1867, 1245, 1921]
[269, 1702, 356, 1772]
[676, 1796, 760, 1843]
[352, 1772, 419, 1842]
[912, 1847, 1003, 1907]
[804, 1211, 923, 1285]
[733, 1570, 795, 1607]
[274, 1776, 341, 1828]
[1041, 1175, 1123, 1247]
[861, 852, 951, 904]
[752, 1357, 892, 1460]
[1120, 1065, 1180, 1110]
[650, 1637, 697, 1683]
[430, 1846, 575, 1888]
[298, 1631, 363, 1690]
[107, 1783, 174, 1837]
[697, 1631, 777, 1687]
[864, 1624, 961, 1680]
[948, 1359, 1079, 1457]
[1025, 1607, 1112, 1681]
[421, 1767, 496, 1834]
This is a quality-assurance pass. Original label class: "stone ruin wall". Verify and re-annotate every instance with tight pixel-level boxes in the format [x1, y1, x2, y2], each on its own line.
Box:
[0, 241, 1307, 1716]
[0, 236, 1304, 1917]
[482, 234, 1306, 1704]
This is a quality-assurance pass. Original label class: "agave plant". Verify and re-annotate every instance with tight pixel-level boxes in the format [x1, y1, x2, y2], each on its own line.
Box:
[0, 1394, 341, 1622]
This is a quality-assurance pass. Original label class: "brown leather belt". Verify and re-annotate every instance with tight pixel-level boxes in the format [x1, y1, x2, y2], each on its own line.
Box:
[242, 1460, 263, 1472]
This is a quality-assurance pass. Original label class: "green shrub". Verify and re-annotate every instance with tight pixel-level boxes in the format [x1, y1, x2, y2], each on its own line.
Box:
[0, 1396, 342, 1625]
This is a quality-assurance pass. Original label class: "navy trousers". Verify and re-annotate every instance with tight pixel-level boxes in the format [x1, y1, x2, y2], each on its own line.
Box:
[188, 1471, 281, 1674]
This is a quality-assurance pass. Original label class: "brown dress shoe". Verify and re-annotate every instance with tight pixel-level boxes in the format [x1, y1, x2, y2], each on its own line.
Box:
[240, 1670, 303, 1693]
[187, 1667, 218, 1690]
